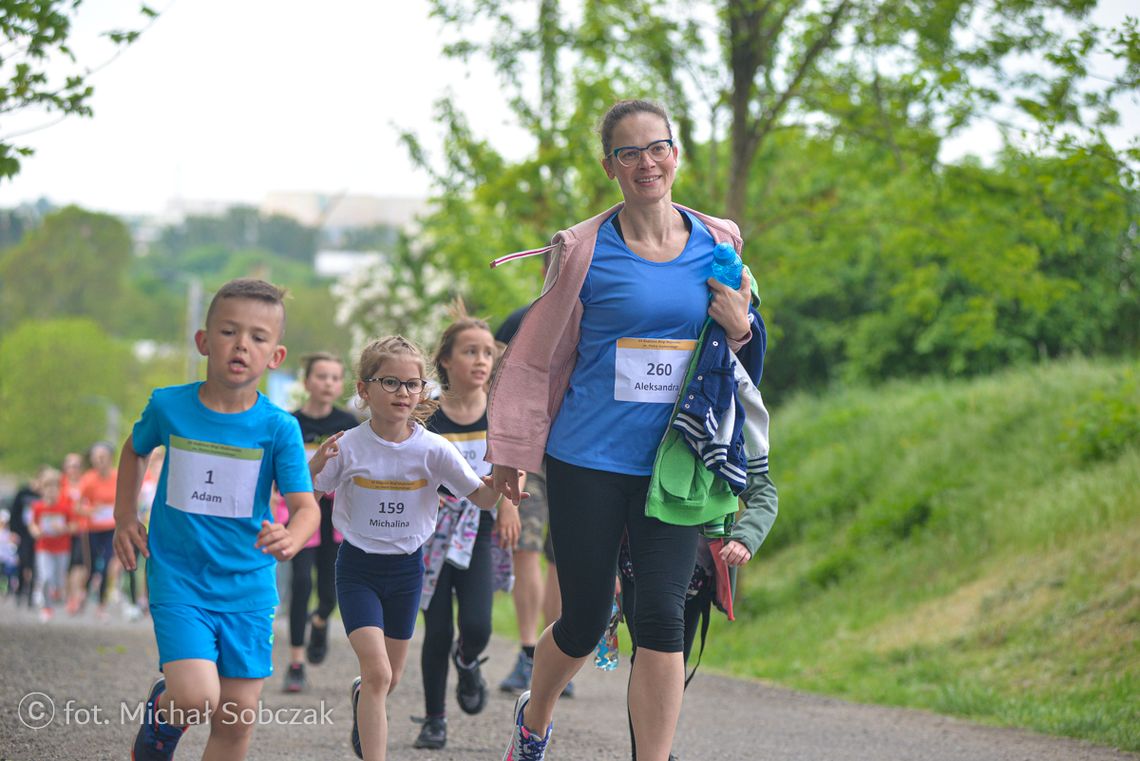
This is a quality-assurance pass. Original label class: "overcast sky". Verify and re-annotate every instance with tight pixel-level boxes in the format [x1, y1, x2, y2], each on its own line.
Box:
[0, 0, 1135, 217]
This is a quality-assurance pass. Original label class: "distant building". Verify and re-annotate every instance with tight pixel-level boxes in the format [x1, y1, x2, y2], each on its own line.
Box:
[314, 250, 384, 278]
[260, 192, 427, 231]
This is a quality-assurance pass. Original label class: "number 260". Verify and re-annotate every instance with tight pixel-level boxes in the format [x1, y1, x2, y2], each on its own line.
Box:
[646, 362, 672, 376]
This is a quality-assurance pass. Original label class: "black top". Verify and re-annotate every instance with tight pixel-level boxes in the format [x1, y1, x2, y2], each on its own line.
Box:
[494, 305, 530, 345]
[7, 485, 39, 539]
[426, 407, 492, 525]
[293, 407, 359, 445]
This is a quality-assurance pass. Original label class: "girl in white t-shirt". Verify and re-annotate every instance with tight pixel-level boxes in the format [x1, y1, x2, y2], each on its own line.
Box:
[309, 335, 519, 761]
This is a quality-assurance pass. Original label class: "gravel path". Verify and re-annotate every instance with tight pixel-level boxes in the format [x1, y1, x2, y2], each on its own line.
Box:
[1, 600, 1135, 760]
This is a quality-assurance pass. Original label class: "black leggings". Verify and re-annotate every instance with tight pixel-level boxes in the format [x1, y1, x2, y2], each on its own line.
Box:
[546, 456, 698, 657]
[420, 513, 494, 716]
[289, 499, 339, 647]
[87, 530, 115, 604]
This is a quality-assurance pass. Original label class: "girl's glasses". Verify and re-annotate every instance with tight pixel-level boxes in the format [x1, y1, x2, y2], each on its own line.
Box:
[364, 376, 428, 394]
[609, 138, 674, 167]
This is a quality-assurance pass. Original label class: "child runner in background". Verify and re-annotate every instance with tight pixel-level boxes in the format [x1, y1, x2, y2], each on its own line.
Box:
[413, 312, 522, 750]
[283, 352, 358, 693]
[29, 468, 73, 621]
[113, 278, 320, 761]
[78, 441, 118, 619]
[0, 507, 19, 595]
[61, 451, 89, 615]
[7, 466, 46, 608]
[308, 335, 522, 761]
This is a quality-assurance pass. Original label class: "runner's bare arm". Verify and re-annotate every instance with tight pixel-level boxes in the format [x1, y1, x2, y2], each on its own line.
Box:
[112, 435, 149, 571]
[257, 491, 320, 561]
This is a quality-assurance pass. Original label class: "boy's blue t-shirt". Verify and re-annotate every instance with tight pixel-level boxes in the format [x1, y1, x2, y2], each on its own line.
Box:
[546, 210, 716, 475]
[132, 382, 313, 612]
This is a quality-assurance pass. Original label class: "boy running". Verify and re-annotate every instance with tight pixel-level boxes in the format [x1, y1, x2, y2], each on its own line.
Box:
[113, 278, 320, 761]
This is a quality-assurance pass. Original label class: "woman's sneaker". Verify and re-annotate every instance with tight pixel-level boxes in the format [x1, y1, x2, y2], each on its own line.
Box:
[499, 650, 533, 693]
[412, 715, 447, 749]
[349, 676, 363, 759]
[452, 644, 488, 715]
[502, 690, 550, 761]
[131, 677, 185, 761]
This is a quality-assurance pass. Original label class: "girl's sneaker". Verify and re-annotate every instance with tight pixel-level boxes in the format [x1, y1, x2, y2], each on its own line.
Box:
[306, 616, 330, 664]
[502, 691, 550, 761]
[283, 663, 307, 693]
[412, 715, 447, 749]
[452, 644, 488, 715]
[349, 676, 363, 759]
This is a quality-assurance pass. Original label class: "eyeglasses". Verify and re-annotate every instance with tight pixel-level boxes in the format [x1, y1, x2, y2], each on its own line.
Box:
[609, 138, 674, 167]
[364, 376, 428, 394]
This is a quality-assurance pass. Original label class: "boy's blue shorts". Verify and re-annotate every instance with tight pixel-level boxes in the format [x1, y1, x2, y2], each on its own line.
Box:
[151, 603, 276, 679]
[335, 541, 422, 640]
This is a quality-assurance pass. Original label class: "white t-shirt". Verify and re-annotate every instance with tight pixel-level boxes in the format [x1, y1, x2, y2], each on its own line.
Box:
[314, 422, 484, 554]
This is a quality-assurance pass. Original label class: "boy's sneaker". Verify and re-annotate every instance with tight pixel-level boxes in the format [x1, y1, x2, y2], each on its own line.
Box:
[283, 662, 307, 693]
[306, 616, 329, 664]
[349, 676, 363, 759]
[412, 715, 447, 749]
[499, 650, 533, 693]
[131, 677, 185, 761]
[452, 643, 488, 715]
[502, 690, 550, 761]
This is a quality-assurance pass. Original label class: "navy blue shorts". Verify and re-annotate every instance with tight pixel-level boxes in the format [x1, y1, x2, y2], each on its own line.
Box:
[335, 541, 423, 640]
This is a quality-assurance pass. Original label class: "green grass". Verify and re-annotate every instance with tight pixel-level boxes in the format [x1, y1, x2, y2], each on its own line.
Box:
[491, 357, 1140, 751]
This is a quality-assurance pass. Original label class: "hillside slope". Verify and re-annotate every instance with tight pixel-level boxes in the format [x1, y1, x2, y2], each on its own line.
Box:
[707, 358, 1139, 750]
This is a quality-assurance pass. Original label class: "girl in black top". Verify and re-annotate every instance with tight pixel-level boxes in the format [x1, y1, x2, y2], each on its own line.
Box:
[283, 352, 359, 693]
[413, 314, 521, 749]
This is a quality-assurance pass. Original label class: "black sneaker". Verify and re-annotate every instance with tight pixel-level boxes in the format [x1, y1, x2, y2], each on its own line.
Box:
[350, 676, 363, 759]
[412, 715, 447, 749]
[452, 643, 488, 715]
[283, 662, 306, 693]
[306, 616, 329, 664]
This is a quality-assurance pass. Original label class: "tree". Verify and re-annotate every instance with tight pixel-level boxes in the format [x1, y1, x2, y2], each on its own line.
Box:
[341, 0, 1138, 394]
[0, 1, 157, 180]
[0, 318, 139, 472]
[154, 207, 318, 264]
[0, 204, 132, 331]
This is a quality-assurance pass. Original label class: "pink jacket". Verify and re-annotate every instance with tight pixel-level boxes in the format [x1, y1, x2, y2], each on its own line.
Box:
[486, 202, 744, 472]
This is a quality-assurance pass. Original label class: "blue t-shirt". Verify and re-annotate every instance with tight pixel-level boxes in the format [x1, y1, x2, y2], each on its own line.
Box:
[132, 382, 313, 612]
[546, 210, 716, 475]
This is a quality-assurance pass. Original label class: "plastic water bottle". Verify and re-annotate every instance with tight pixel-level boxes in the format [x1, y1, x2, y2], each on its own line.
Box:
[594, 598, 620, 671]
[711, 242, 742, 289]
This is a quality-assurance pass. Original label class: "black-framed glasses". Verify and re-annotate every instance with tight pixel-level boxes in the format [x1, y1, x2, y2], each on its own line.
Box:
[609, 138, 674, 167]
[364, 376, 428, 394]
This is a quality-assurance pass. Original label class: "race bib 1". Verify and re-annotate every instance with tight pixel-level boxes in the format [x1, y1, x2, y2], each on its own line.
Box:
[614, 337, 696, 404]
[166, 435, 263, 518]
